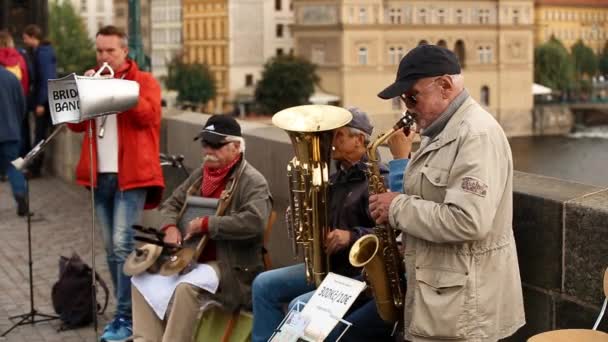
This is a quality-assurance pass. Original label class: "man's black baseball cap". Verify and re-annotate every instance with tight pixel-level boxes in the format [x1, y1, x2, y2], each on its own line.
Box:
[194, 114, 242, 144]
[378, 45, 461, 99]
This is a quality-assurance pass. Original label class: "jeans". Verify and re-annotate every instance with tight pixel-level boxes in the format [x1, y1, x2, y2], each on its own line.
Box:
[0, 141, 27, 199]
[251, 263, 316, 342]
[94, 173, 146, 318]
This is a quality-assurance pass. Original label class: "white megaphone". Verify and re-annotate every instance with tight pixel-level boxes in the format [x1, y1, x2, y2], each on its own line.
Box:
[47, 62, 140, 125]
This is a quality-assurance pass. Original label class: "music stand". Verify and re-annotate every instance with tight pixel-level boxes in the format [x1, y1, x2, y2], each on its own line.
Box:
[1, 127, 66, 337]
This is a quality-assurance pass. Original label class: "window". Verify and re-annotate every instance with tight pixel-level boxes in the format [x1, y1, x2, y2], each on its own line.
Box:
[478, 46, 492, 63]
[418, 8, 426, 24]
[454, 40, 466, 67]
[245, 74, 253, 86]
[388, 47, 396, 65]
[396, 47, 404, 61]
[481, 86, 490, 106]
[456, 9, 463, 24]
[358, 47, 368, 65]
[513, 9, 519, 24]
[389, 8, 402, 24]
[311, 45, 325, 64]
[418, 40, 428, 46]
[275, 0, 281, 11]
[359, 7, 367, 23]
[276, 48, 284, 56]
[97, 0, 104, 12]
[81, 0, 87, 12]
[437, 8, 445, 24]
[437, 40, 447, 48]
[276, 24, 284, 38]
[479, 9, 489, 24]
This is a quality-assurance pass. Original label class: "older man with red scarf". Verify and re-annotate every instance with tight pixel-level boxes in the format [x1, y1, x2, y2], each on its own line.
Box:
[131, 114, 273, 342]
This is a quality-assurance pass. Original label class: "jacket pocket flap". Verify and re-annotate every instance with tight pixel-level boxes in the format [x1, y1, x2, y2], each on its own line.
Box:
[421, 166, 449, 187]
[415, 268, 467, 289]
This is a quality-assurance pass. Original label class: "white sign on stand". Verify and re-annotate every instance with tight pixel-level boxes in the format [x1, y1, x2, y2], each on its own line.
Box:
[270, 272, 366, 342]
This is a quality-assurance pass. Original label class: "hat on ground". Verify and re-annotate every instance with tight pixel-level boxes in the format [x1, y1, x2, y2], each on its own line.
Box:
[345, 107, 373, 136]
[194, 114, 242, 144]
[378, 44, 461, 99]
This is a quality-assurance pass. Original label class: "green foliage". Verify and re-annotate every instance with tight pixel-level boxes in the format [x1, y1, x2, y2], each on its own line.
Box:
[534, 36, 575, 92]
[571, 39, 598, 78]
[599, 41, 608, 76]
[48, 1, 96, 76]
[166, 59, 216, 107]
[254, 54, 320, 115]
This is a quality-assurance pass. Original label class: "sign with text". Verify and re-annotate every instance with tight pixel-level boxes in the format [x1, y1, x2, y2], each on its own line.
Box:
[47, 72, 140, 125]
[48, 75, 81, 124]
[300, 273, 365, 341]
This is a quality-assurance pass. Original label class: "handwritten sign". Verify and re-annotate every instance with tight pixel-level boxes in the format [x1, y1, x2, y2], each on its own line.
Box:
[280, 272, 365, 342]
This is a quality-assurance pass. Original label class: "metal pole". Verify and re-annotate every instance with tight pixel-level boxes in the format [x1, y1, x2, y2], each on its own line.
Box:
[88, 121, 98, 337]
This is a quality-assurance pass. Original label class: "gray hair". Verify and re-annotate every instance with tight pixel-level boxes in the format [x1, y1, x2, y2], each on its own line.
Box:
[347, 127, 371, 145]
[225, 136, 246, 153]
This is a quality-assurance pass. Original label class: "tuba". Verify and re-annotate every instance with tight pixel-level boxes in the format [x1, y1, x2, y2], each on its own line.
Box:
[273, 105, 352, 286]
[349, 111, 415, 322]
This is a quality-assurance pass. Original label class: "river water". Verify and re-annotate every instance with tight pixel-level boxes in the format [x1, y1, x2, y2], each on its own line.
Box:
[510, 125, 608, 188]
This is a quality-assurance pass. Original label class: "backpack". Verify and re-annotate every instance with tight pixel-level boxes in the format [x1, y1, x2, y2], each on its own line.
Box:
[51, 253, 109, 330]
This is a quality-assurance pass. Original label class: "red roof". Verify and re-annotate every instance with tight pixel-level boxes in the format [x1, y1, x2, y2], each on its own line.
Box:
[536, 0, 608, 7]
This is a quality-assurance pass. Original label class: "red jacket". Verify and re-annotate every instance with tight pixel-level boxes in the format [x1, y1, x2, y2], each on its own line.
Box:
[0, 47, 29, 96]
[67, 60, 164, 209]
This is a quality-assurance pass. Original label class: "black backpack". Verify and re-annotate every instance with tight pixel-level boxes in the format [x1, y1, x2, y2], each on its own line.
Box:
[51, 253, 109, 330]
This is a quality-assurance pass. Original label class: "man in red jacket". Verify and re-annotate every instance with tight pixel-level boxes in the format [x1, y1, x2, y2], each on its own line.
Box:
[67, 25, 164, 342]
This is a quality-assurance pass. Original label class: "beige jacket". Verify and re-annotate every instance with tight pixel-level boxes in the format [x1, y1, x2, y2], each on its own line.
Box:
[389, 96, 525, 341]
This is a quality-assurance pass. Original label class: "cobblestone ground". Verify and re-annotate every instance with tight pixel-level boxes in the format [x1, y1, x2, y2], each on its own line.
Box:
[0, 177, 115, 342]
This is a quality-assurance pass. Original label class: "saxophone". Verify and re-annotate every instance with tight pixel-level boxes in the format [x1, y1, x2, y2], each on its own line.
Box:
[348, 111, 415, 323]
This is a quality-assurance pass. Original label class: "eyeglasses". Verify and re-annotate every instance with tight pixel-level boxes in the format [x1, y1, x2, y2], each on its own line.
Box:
[201, 140, 230, 150]
[400, 77, 441, 108]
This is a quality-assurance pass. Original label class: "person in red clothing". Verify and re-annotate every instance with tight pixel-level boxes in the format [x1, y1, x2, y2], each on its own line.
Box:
[0, 31, 29, 96]
[66, 25, 164, 342]
[131, 115, 272, 342]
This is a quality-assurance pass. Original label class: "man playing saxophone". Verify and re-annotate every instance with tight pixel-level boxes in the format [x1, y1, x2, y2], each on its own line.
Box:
[371, 44, 525, 342]
[252, 108, 384, 342]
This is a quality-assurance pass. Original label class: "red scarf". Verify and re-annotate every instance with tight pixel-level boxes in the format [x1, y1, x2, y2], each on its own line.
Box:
[201, 155, 241, 197]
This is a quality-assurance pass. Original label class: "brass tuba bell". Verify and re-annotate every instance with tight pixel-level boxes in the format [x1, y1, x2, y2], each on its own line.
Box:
[273, 105, 352, 286]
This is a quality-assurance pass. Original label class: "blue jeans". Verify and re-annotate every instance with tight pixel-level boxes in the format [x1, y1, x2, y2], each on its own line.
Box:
[0, 141, 27, 199]
[94, 173, 146, 318]
[252, 263, 316, 342]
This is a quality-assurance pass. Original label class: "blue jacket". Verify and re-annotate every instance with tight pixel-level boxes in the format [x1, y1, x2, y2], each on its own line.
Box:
[0, 67, 26, 142]
[32, 43, 57, 107]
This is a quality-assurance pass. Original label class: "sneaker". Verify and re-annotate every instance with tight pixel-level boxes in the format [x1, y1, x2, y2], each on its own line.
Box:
[100, 316, 132, 342]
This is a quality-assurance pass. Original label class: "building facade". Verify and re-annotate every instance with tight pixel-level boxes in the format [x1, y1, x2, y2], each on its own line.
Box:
[113, 0, 152, 56]
[292, 0, 535, 136]
[183, 0, 294, 114]
[150, 0, 182, 82]
[69, 0, 114, 41]
[535, 0, 608, 54]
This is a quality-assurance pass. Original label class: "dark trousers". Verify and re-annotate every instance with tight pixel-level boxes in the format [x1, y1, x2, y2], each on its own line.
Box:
[19, 114, 31, 158]
[30, 108, 52, 174]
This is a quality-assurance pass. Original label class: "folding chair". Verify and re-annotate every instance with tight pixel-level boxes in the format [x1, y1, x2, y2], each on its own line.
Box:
[528, 267, 608, 342]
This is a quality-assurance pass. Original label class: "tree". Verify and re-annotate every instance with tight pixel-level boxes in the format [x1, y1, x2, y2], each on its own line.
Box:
[254, 54, 320, 115]
[166, 58, 216, 108]
[571, 39, 598, 79]
[534, 36, 575, 93]
[48, 1, 96, 76]
[599, 41, 608, 76]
